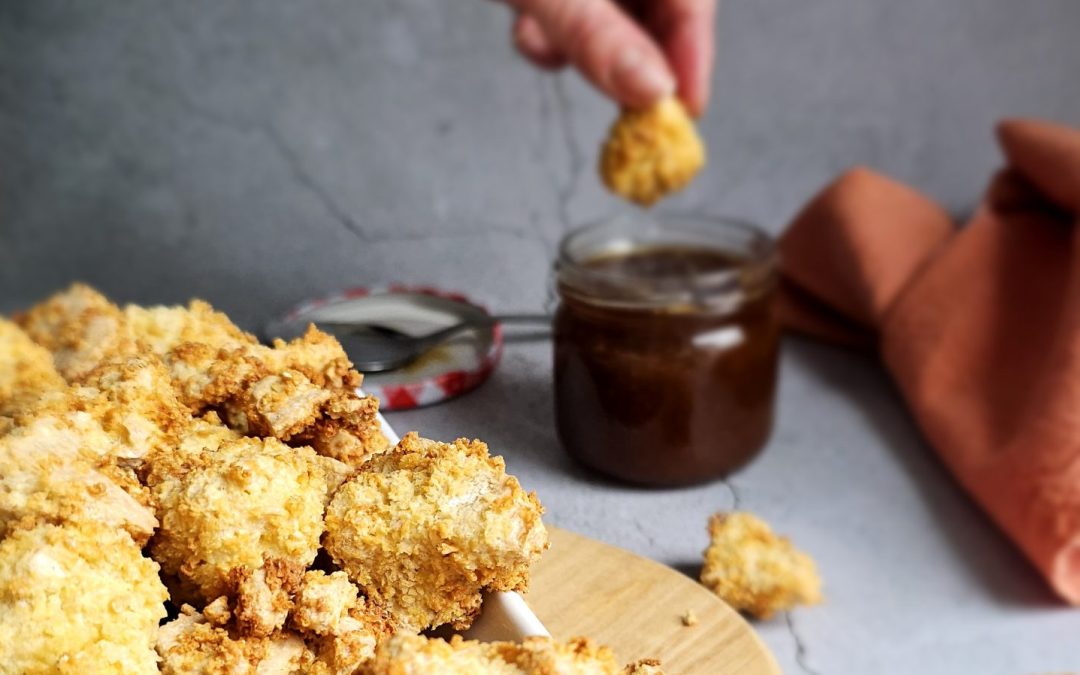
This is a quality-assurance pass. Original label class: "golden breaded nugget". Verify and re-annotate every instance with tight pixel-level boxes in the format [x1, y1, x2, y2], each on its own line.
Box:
[0, 521, 167, 673]
[599, 97, 705, 206]
[700, 512, 822, 619]
[149, 436, 333, 602]
[324, 433, 548, 632]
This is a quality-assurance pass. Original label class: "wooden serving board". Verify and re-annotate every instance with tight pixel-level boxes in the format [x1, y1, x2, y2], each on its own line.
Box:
[525, 528, 781, 675]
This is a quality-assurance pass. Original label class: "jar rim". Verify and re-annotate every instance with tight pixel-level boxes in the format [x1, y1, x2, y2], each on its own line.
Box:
[556, 212, 778, 311]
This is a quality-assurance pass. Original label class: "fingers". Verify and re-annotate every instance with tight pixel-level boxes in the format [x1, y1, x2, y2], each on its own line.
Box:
[507, 0, 676, 109]
[648, 0, 717, 116]
[513, 13, 568, 70]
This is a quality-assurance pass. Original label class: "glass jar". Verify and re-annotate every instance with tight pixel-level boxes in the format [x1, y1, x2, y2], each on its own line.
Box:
[553, 214, 780, 486]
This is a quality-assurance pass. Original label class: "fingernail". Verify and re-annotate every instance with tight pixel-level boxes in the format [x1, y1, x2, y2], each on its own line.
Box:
[612, 47, 675, 105]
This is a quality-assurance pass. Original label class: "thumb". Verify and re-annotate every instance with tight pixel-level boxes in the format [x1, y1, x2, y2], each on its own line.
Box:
[507, 0, 675, 108]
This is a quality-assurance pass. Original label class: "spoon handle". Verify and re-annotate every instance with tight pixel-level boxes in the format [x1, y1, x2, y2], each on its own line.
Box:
[489, 314, 552, 325]
[411, 314, 549, 348]
[315, 314, 549, 336]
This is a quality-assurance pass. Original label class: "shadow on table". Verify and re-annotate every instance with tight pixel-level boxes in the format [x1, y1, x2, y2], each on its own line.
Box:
[788, 335, 1062, 609]
[671, 562, 704, 580]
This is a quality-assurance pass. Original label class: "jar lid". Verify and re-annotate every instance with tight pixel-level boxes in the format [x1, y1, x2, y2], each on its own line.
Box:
[267, 286, 503, 410]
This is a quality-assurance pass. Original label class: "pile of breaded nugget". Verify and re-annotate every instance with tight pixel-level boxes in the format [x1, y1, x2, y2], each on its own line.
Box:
[0, 284, 661, 674]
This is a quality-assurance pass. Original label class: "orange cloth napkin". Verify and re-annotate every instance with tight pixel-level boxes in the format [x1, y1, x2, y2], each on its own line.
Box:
[782, 118, 1080, 603]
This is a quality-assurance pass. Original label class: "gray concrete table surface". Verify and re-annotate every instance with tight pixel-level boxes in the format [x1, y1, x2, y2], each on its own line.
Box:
[3, 1, 1080, 672]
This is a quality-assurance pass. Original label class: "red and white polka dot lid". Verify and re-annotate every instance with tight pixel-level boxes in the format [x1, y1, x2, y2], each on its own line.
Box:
[269, 285, 503, 411]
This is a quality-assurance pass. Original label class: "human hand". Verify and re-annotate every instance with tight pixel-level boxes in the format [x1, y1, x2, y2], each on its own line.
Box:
[504, 0, 717, 116]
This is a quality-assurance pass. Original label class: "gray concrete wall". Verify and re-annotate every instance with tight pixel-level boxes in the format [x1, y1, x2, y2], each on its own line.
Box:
[4, 1, 1079, 323]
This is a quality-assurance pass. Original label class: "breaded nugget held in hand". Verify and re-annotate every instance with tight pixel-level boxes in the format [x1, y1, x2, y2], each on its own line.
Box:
[150, 436, 333, 603]
[0, 521, 167, 673]
[700, 512, 822, 619]
[599, 97, 706, 207]
[324, 433, 548, 631]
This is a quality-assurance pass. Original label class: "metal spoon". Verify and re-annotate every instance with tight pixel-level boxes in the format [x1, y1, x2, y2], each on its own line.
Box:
[315, 314, 550, 372]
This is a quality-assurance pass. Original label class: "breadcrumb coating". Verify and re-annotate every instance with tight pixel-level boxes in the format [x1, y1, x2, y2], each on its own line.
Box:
[500, 636, 622, 673]
[290, 389, 389, 466]
[123, 300, 257, 355]
[71, 355, 190, 465]
[19, 286, 389, 464]
[622, 659, 665, 674]
[265, 324, 363, 392]
[700, 512, 822, 619]
[324, 433, 548, 631]
[363, 634, 523, 674]
[0, 354, 189, 534]
[361, 635, 646, 674]
[0, 318, 66, 418]
[150, 436, 333, 601]
[16, 283, 141, 381]
[223, 370, 333, 439]
[10, 356, 190, 483]
[157, 605, 307, 675]
[290, 570, 360, 636]
[286, 570, 394, 674]
[143, 412, 242, 485]
[0, 414, 158, 544]
[0, 521, 167, 674]
[599, 97, 706, 207]
[304, 601, 394, 674]
[230, 558, 306, 638]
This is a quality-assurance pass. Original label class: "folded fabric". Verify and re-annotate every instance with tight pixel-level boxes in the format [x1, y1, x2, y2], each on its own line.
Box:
[781, 119, 1080, 603]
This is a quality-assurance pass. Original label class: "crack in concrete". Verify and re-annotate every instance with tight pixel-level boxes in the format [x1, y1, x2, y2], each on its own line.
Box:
[531, 72, 562, 255]
[135, 76, 258, 136]
[785, 611, 822, 675]
[533, 71, 553, 166]
[129, 77, 547, 247]
[551, 74, 585, 231]
[131, 79, 371, 241]
[721, 477, 742, 510]
[354, 226, 545, 245]
[632, 517, 658, 549]
[258, 124, 370, 241]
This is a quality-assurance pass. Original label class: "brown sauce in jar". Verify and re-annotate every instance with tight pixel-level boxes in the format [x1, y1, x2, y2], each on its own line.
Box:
[554, 245, 779, 486]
